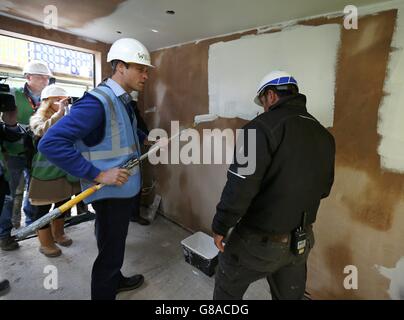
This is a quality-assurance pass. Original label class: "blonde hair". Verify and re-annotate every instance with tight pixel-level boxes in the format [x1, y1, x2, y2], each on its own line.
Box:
[36, 97, 56, 120]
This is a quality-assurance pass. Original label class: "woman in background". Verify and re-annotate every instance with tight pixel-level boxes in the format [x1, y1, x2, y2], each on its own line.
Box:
[29, 85, 81, 257]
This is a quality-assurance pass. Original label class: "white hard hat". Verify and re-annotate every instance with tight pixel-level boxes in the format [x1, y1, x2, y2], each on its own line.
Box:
[107, 38, 154, 68]
[254, 70, 298, 106]
[23, 60, 52, 76]
[41, 84, 68, 100]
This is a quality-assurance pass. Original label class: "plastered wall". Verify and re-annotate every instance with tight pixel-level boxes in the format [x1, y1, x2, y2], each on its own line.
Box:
[141, 1, 404, 299]
[2, 0, 403, 300]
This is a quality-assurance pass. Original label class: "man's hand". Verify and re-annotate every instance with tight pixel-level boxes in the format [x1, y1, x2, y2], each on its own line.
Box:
[94, 168, 130, 186]
[213, 233, 225, 252]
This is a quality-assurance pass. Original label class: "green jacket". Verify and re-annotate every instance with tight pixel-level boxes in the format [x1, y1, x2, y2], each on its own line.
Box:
[31, 151, 79, 182]
[31, 150, 79, 183]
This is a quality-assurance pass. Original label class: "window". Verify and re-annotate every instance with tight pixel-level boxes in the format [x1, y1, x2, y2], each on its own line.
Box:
[0, 32, 100, 99]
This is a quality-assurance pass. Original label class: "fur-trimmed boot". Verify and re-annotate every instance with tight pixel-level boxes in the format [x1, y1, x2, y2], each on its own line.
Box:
[51, 218, 72, 247]
[37, 228, 62, 257]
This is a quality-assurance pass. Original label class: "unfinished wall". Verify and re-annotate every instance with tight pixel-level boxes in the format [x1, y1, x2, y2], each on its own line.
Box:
[0, 15, 111, 80]
[141, 31, 251, 232]
[208, 24, 341, 126]
[141, 2, 404, 300]
[304, 8, 401, 300]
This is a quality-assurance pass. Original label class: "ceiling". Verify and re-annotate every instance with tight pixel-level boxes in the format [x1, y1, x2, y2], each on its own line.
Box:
[0, 0, 389, 51]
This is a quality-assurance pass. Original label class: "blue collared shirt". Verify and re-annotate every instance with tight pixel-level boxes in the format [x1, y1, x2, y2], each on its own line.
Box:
[105, 78, 126, 97]
[105, 78, 135, 124]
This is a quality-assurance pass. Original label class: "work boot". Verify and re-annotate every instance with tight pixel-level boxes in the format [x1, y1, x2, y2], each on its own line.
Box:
[0, 236, 20, 251]
[51, 218, 72, 247]
[37, 228, 62, 257]
[116, 274, 144, 293]
[130, 216, 150, 226]
[0, 279, 10, 297]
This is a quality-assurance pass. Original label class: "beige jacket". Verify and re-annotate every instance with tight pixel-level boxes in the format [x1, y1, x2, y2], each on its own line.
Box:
[28, 105, 81, 205]
[29, 106, 64, 138]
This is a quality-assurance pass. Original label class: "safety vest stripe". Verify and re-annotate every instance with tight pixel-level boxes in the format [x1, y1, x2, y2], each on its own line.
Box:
[92, 87, 120, 148]
[32, 159, 54, 168]
[81, 144, 138, 161]
[82, 87, 139, 161]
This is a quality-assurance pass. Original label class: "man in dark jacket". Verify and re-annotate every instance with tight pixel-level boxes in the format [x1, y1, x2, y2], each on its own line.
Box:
[212, 70, 335, 300]
[0, 109, 24, 251]
[0, 108, 24, 296]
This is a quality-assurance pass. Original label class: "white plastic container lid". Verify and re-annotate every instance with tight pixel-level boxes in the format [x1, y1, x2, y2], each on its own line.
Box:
[181, 231, 219, 260]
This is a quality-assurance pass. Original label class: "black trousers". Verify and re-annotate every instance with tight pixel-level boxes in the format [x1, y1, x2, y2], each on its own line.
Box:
[213, 226, 315, 300]
[131, 193, 141, 219]
[33, 199, 70, 229]
[0, 175, 8, 217]
[91, 195, 138, 300]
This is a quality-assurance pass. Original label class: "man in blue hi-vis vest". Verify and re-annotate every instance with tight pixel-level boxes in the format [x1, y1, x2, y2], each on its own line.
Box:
[39, 38, 154, 300]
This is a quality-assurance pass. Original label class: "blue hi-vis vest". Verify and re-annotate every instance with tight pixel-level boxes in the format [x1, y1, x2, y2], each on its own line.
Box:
[75, 85, 141, 204]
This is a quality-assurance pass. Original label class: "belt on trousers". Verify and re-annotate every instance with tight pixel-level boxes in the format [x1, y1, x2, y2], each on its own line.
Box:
[235, 226, 289, 244]
[236, 224, 313, 244]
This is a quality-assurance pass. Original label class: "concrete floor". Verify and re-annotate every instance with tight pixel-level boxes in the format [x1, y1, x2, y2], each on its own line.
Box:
[0, 214, 271, 300]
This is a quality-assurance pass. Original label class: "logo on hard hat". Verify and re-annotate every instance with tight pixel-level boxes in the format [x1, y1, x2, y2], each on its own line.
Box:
[137, 53, 150, 63]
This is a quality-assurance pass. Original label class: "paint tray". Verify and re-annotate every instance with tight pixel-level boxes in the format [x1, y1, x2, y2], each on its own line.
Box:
[181, 231, 219, 277]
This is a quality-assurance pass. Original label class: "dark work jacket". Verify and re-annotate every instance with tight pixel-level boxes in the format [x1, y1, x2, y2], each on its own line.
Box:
[212, 94, 335, 236]
[0, 123, 23, 143]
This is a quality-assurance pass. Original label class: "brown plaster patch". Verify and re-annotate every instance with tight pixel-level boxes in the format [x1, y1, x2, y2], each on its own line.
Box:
[331, 10, 399, 231]
[322, 243, 359, 299]
[301, 10, 401, 231]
